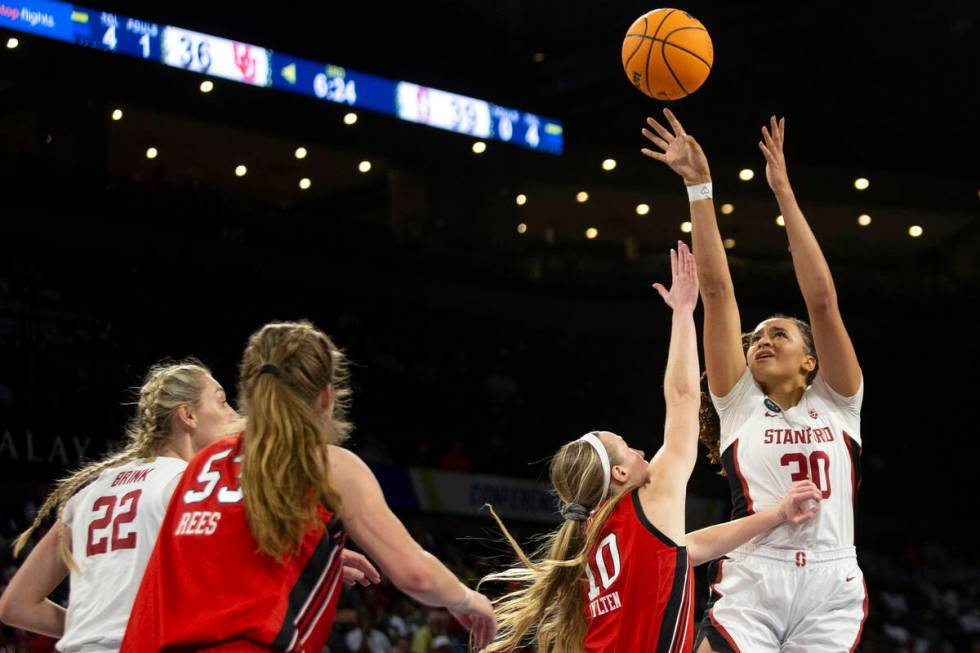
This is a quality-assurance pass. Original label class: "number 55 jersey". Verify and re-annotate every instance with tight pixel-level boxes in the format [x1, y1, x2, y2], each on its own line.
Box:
[713, 368, 864, 551]
[122, 435, 347, 652]
[59, 455, 188, 652]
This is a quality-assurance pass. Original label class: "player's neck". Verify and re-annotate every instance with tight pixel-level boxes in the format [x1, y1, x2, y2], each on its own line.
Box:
[763, 380, 806, 411]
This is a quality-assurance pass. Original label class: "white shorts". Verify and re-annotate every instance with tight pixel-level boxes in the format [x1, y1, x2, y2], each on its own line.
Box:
[696, 544, 868, 653]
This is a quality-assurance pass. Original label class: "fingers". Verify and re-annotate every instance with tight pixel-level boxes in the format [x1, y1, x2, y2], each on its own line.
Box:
[761, 125, 776, 152]
[645, 116, 675, 142]
[769, 115, 780, 143]
[651, 283, 672, 307]
[669, 247, 677, 278]
[792, 506, 819, 524]
[641, 148, 667, 163]
[758, 140, 774, 162]
[641, 128, 670, 151]
[779, 116, 786, 141]
[663, 108, 686, 136]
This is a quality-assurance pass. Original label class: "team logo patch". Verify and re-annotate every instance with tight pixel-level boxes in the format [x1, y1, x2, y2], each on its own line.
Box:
[764, 398, 782, 413]
[809, 409, 819, 419]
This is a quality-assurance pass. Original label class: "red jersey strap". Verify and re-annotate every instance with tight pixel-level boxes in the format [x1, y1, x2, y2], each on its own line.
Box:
[630, 488, 681, 548]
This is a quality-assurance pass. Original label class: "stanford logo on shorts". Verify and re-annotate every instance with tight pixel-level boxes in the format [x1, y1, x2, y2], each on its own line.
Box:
[795, 552, 806, 567]
[809, 409, 819, 419]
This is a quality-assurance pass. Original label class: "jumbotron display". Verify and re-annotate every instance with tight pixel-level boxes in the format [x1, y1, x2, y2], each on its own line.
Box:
[0, 0, 564, 154]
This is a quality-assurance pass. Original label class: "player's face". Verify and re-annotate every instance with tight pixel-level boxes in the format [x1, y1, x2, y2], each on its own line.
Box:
[599, 431, 649, 489]
[188, 375, 240, 452]
[746, 319, 815, 387]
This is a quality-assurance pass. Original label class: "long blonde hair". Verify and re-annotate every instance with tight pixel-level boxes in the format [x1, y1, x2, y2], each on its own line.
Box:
[236, 320, 352, 560]
[479, 438, 626, 653]
[14, 359, 211, 569]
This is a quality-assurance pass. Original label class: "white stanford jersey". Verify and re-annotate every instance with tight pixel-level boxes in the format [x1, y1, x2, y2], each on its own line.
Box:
[58, 456, 187, 652]
[712, 368, 863, 551]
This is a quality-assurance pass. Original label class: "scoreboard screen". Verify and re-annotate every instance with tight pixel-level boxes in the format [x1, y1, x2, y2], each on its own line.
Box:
[1, 0, 564, 154]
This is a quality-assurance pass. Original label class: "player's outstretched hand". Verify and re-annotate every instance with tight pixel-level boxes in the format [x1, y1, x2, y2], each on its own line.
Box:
[449, 589, 497, 651]
[759, 114, 792, 194]
[341, 549, 382, 587]
[653, 241, 699, 313]
[641, 108, 711, 185]
[778, 480, 822, 525]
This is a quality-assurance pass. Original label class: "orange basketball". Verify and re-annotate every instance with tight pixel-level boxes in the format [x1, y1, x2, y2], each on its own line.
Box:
[622, 8, 713, 100]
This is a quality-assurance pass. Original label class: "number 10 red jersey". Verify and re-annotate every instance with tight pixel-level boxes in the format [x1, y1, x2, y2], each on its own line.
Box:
[122, 435, 347, 652]
[582, 489, 694, 653]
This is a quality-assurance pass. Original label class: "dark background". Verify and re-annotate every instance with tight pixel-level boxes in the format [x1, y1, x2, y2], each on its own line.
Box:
[1, 1, 978, 650]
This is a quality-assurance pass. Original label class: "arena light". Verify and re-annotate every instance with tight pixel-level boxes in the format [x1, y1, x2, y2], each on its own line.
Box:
[720, 203, 734, 215]
[680, 221, 692, 233]
[532, 52, 545, 63]
[776, 215, 785, 227]
[909, 225, 923, 238]
[145, 147, 158, 159]
[857, 214, 871, 227]
[576, 191, 589, 203]
[854, 177, 870, 190]
[635, 203, 650, 216]
[724, 238, 736, 249]
[343, 112, 358, 125]
[111, 109, 123, 121]
[199, 80, 214, 93]
[515, 193, 527, 206]
[517, 223, 528, 234]
[472, 141, 487, 154]
[299, 177, 311, 190]
[358, 160, 372, 173]
[585, 227, 599, 239]
[5, 38, 18, 49]
[602, 158, 617, 171]
[739, 168, 754, 181]
[235, 165, 247, 177]
[294, 147, 308, 160]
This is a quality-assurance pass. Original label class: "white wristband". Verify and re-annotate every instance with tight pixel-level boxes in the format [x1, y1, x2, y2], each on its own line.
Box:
[686, 182, 713, 202]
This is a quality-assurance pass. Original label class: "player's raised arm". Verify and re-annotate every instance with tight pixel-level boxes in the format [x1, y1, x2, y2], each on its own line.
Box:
[640, 242, 700, 543]
[758, 116, 861, 395]
[327, 446, 497, 649]
[643, 109, 745, 397]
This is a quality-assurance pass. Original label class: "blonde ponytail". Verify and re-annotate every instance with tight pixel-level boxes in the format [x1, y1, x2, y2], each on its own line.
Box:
[14, 360, 210, 569]
[479, 438, 626, 653]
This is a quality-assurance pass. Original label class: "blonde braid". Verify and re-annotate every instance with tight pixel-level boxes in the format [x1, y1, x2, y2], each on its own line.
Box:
[14, 359, 210, 569]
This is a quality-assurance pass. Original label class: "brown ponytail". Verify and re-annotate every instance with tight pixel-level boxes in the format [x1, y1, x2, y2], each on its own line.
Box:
[237, 321, 352, 560]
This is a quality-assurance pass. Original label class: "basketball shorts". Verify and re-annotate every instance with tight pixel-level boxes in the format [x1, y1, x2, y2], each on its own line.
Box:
[695, 544, 868, 652]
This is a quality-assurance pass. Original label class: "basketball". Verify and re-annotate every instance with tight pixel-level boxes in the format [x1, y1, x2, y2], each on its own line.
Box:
[622, 8, 713, 100]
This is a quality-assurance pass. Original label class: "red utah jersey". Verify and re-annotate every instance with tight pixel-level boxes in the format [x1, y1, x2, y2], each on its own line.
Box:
[122, 435, 347, 652]
[583, 489, 694, 653]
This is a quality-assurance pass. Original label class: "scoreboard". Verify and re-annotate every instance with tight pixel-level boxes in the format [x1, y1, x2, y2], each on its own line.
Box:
[0, 0, 564, 154]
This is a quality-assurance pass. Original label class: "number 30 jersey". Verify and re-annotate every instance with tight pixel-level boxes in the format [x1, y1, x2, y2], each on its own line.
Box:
[583, 489, 694, 653]
[122, 435, 347, 652]
[59, 455, 188, 652]
[713, 368, 864, 551]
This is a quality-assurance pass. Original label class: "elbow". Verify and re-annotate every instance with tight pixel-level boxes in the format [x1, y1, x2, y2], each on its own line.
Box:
[699, 281, 732, 301]
[805, 287, 838, 314]
[0, 593, 17, 628]
[685, 538, 705, 568]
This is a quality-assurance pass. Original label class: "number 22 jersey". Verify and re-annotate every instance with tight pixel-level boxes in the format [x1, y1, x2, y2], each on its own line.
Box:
[59, 455, 188, 652]
[712, 368, 864, 550]
[122, 435, 347, 652]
